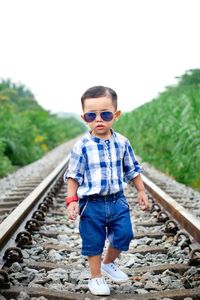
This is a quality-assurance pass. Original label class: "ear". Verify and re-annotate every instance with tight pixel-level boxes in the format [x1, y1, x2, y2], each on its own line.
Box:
[114, 110, 121, 121]
[81, 114, 86, 122]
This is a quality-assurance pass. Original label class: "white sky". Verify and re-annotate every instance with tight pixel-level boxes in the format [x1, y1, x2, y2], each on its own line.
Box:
[0, 0, 200, 115]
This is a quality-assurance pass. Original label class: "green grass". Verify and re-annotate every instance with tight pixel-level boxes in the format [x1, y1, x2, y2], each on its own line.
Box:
[114, 69, 200, 190]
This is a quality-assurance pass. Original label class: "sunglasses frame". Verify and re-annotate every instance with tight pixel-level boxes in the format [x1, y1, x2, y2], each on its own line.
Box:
[83, 111, 114, 123]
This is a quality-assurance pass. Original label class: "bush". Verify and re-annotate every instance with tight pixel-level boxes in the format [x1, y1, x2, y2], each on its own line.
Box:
[0, 139, 14, 176]
[0, 79, 86, 177]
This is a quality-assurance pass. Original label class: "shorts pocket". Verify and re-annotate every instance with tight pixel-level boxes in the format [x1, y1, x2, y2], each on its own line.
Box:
[79, 200, 89, 217]
[119, 197, 130, 209]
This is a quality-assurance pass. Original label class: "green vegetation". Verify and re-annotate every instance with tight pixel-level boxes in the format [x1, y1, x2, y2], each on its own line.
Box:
[0, 79, 86, 177]
[114, 69, 200, 190]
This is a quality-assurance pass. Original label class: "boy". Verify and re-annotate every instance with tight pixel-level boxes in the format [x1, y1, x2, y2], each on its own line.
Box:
[64, 86, 150, 296]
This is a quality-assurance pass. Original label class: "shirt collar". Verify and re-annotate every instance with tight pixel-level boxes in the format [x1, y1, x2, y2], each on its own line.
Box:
[88, 129, 116, 144]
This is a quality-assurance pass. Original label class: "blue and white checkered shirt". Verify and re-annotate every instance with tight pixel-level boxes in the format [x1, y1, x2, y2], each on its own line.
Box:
[64, 130, 143, 198]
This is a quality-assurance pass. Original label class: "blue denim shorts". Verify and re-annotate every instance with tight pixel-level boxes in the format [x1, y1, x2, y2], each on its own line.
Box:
[79, 192, 134, 256]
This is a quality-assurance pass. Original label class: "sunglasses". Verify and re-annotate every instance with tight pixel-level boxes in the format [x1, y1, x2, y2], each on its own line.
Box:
[83, 111, 114, 123]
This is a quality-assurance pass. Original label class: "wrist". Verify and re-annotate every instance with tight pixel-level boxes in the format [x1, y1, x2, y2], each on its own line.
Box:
[66, 195, 78, 206]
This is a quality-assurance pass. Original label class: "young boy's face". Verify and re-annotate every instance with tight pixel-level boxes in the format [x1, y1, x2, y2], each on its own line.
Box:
[81, 96, 121, 139]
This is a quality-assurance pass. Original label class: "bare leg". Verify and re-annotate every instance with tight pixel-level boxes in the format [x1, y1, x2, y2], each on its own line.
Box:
[103, 245, 121, 264]
[102, 245, 128, 283]
[88, 255, 102, 278]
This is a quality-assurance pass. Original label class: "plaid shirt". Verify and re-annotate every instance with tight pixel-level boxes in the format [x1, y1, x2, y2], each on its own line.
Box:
[64, 130, 143, 198]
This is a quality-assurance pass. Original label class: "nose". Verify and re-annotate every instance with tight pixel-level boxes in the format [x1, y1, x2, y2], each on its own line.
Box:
[96, 113, 103, 121]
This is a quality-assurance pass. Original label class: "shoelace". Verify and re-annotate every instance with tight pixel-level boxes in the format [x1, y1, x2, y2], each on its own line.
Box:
[110, 263, 118, 272]
[95, 277, 106, 285]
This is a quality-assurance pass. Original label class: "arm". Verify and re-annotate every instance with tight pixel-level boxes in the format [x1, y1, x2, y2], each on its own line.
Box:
[122, 139, 150, 210]
[132, 174, 151, 210]
[67, 177, 79, 220]
[64, 141, 86, 220]
[68, 177, 79, 196]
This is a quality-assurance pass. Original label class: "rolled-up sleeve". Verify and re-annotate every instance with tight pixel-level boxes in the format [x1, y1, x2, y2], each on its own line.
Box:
[63, 144, 86, 185]
[123, 140, 143, 182]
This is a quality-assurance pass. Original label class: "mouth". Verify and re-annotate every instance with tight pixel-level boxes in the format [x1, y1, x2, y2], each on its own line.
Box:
[96, 125, 104, 129]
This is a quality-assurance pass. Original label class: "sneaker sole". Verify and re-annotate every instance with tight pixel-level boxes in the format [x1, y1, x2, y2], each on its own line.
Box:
[88, 285, 110, 296]
[101, 270, 129, 283]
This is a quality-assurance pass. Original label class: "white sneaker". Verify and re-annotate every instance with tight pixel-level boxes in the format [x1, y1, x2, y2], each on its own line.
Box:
[101, 262, 129, 283]
[88, 276, 110, 295]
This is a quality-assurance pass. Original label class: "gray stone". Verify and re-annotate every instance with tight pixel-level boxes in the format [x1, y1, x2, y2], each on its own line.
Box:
[144, 280, 163, 290]
[135, 288, 149, 294]
[17, 291, 30, 300]
[10, 262, 22, 272]
[125, 257, 135, 268]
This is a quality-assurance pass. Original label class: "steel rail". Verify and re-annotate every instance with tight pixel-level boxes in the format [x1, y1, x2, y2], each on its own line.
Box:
[0, 157, 200, 297]
[142, 174, 200, 243]
[0, 154, 70, 250]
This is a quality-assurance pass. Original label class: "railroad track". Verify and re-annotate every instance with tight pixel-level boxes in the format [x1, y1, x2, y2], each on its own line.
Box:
[0, 154, 200, 299]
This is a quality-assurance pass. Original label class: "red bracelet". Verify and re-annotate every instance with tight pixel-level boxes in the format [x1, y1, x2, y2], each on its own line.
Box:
[66, 195, 78, 206]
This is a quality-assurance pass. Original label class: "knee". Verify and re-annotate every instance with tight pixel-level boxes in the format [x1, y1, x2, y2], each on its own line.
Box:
[111, 229, 133, 250]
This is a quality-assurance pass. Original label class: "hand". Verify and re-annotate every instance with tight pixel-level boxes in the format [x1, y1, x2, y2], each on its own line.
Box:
[137, 191, 151, 211]
[67, 201, 79, 220]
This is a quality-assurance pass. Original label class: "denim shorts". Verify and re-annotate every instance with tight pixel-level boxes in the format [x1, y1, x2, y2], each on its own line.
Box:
[79, 192, 134, 256]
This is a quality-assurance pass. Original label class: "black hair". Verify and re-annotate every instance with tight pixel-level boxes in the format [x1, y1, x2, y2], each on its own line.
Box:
[81, 86, 118, 110]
